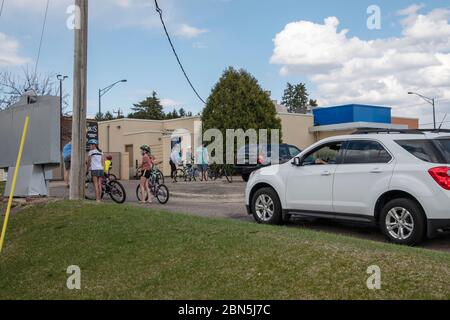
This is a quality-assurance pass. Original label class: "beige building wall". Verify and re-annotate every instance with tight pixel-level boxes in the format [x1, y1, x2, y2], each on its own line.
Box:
[278, 113, 315, 149]
[99, 117, 202, 179]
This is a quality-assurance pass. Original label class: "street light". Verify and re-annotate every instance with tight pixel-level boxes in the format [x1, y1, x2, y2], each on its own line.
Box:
[408, 91, 436, 129]
[98, 79, 127, 115]
[57, 74, 68, 117]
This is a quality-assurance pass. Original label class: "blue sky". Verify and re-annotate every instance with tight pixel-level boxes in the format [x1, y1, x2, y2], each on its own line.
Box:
[1, 0, 450, 126]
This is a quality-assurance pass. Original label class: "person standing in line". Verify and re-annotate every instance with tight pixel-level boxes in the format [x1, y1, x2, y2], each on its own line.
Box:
[87, 139, 104, 203]
[196, 143, 209, 182]
[170, 144, 181, 183]
[139, 145, 154, 204]
[62, 141, 72, 188]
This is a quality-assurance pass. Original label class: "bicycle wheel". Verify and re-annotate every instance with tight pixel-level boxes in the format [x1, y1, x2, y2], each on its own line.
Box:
[136, 184, 149, 202]
[108, 181, 126, 204]
[155, 184, 170, 204]
[85, 181, 96, 200]
[207, 167, 215, 180]
[174, 169, 185, 182]
[108, 174, 118, 181]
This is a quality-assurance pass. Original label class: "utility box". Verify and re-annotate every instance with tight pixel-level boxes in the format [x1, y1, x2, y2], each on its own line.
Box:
[0, 95, 60, 197]
[313, 104, 391, 126]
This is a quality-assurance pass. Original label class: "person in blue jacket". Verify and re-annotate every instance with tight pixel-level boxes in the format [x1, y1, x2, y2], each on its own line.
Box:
[62, 141, 72, 188]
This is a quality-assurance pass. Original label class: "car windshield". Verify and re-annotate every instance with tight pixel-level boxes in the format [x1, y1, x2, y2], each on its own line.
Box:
[435, 138, 450, 163]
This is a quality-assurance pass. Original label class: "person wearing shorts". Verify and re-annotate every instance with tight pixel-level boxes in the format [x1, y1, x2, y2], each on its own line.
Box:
[196, 143, 209, 181]
[87, 139, 104, 203]
[139, 145, 154, 204]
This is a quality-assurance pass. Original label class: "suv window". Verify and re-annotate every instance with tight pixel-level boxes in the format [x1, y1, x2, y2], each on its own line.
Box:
[343, 140, 392, 164]
[288, 145, 301, 158]
[396, 139, 445, 163]
[303, 141, 344, 166]
[435, 139, 450, 163]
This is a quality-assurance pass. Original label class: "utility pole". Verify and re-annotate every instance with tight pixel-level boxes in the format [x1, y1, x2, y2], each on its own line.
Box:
[113, 108, 123, 118]
[70, 0, 88, 200]
[57, 74, 68, 180]
[57, 75, 68, 117]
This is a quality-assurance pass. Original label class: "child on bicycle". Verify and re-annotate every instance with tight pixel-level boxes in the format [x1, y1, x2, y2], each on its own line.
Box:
[139, 145, 154, 204]
[104, 155, 113, 178]
[87, 139, 104, 203]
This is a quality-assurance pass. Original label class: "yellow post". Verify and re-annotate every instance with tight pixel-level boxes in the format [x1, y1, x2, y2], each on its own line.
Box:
[0, 116, 30, 254]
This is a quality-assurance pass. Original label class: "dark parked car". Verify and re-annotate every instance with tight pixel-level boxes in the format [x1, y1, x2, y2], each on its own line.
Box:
[235, 144, 301, 181]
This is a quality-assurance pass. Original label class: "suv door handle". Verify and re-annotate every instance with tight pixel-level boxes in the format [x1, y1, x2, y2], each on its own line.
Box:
[321, 171, 332, 176]
[370, 168, 383, 174]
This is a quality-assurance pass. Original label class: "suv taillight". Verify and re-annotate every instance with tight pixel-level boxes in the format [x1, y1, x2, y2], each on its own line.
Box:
[429, 167, 450, 190]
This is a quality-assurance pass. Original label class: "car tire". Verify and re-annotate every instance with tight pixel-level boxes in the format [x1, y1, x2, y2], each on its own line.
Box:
[251, 187, 282, 225]
[380, 198, 426, 246]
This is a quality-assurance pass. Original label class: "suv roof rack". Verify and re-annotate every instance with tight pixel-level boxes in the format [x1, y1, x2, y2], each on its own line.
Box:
[352, 128, 450, 135]
[353, 128, 423, 135]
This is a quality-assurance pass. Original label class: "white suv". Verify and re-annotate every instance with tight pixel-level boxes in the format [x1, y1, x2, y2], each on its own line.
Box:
[245, 129, 450, 245]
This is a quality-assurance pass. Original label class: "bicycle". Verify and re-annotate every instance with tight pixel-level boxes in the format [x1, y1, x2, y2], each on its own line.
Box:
[85, 173, 127, 204]
[207, 164, 234, 183]
[134, 162, 164, 184]
[136, 169, 170, 204]
[177, 162, 199, 182]
[152, 161, 165, 184]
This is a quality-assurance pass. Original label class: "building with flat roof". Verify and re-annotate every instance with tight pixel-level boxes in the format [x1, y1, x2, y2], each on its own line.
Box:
[98, 104, 419, 180]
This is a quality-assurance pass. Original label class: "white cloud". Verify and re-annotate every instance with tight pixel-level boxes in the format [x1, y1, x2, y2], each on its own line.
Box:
[175, 24, 209, 39]
[160, 98, 181, 107]
[397, 3, 426, 17]
[271, 5, 450, 123]
[0, 33, 30, 67]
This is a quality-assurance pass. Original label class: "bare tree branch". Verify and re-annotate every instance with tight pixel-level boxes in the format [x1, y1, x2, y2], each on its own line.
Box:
[0, 67, 70, 114]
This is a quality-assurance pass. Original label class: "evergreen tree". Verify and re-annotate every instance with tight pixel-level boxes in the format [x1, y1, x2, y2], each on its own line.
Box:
[202, 67, 282, 152]
[128, 91, 165, 120]
[282, 82, 318, 114]
[104, 111, 114, 121]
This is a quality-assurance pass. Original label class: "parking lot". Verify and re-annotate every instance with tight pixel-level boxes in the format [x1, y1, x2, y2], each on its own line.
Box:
[49, 179, 450, 252]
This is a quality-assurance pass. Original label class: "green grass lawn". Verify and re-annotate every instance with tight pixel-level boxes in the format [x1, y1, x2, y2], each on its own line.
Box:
[1, 201, 450, 300]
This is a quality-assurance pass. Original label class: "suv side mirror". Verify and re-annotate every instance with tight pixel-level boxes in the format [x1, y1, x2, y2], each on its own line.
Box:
[292, 156, 302, 167]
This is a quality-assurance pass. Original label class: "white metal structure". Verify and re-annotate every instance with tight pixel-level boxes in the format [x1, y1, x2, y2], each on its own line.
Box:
[245, 129, 450, 245]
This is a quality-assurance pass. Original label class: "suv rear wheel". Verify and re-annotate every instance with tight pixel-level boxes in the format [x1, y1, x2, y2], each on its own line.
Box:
[380, 198, 426, 246]
[251, 187, 282, 225]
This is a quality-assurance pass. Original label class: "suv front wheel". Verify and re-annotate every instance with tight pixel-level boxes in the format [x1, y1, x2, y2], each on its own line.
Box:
[380, 198, 426, 246]
[251, 187, 282, 225]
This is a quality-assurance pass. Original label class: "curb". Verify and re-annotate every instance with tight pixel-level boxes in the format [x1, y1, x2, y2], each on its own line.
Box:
[171, 192, 244, 202]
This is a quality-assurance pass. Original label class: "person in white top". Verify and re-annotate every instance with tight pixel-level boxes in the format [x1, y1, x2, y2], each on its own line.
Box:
[169, 144, 181, 183]
[87, 139, 104, 203]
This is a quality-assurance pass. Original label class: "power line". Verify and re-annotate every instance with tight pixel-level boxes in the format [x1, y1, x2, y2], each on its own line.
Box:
[154, 0, 206, 105]
[33, 0, 50, 80]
